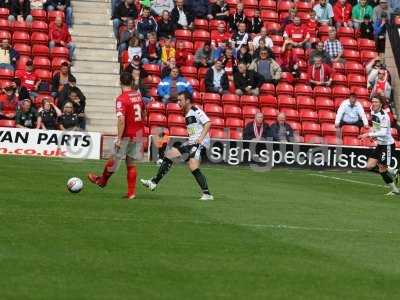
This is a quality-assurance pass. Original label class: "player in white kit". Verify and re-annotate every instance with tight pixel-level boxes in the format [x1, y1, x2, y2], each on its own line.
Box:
[359, 97, 400, 195]
[141, 92, 214, 200]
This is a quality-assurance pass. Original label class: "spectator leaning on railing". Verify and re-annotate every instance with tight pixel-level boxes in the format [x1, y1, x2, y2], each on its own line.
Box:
[335, 93, 369, 128]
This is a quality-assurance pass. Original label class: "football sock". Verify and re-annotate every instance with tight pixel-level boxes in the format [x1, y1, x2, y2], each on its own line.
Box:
[369, 166, 380, 174]
[381, 171, 393, 184]
[127, 165, 137, 196]
[191, 168, 210, 195]
[100, 159, 115, 184]
[389, 183, 399, 193]
[152, 157, 173, 184]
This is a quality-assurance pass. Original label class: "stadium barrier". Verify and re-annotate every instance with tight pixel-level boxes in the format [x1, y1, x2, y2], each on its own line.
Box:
[148, 135, 400, 170]
[0, 127, 102, 159]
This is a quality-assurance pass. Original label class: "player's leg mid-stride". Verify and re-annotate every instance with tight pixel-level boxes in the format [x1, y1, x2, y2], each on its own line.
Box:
[141, 92, 214, 201]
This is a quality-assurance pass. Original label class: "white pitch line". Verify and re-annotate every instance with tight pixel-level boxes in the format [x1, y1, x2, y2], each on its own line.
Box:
[308, 173, 384, 188]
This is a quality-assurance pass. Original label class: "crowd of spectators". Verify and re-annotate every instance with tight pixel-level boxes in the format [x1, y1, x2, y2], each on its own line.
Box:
[0, 0, 86, 131]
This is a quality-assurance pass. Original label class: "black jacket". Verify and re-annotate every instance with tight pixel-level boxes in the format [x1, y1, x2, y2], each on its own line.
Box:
[10, 0, 30, 19]
[46, 0, 71, 7]
[157, 19, 175, 38]
[233, 69, 259, 91]
[269, 122, 294, 142]
[113, 2, 137, 20]
[243, 122, 270, 140]
[51, 72, 76, 94]
[171, 6, 194, 28]
[205, 67, 229, 92]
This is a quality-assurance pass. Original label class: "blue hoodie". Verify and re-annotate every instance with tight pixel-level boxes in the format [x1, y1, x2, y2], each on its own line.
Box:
[157, 76, 193, 97]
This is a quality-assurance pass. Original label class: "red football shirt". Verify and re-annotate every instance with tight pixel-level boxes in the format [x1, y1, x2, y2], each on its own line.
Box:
[211, 31, 231, 46]
[116, 89, 145, 138]
[284, 24, 310, 43]
[15, 70, 38, 91]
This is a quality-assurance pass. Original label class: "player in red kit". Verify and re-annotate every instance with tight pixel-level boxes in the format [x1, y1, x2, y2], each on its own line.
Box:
[87, 72, 146, 200]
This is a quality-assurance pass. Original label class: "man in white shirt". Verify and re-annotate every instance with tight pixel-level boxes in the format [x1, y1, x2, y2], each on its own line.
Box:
[251, 27, 273, 50]
[335, 93, 369, 128]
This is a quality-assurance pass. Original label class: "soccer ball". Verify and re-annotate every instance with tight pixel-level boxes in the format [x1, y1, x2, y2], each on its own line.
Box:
[67, 177, 83, 193]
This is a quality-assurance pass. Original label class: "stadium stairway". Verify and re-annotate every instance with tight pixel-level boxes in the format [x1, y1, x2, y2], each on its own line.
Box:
[71, 0, 119, 134]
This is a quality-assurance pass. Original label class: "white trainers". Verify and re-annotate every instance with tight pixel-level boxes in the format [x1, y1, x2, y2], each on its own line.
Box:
[140, 179, 157, 191]
[386, 191, 400, 196]
[199, 194, 214, 201]
[156, 159, 163, 165]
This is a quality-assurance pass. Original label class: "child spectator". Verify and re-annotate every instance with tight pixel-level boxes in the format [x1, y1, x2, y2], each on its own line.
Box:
[360, 15, 374, 40]
[128, 36, 142, 61]
[36, 98, 62, 130]
[160, 36, 175, 65]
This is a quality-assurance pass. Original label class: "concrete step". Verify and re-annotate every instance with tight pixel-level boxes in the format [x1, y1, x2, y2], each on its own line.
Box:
[75, 48, 118, 62]
[75, 72, 120, 87]
[86, 125, 116, 135]
[77, 42, 116, 50]
[73, 36, 116, 45]
[72, 25, 113, 38]
[79, 85, 120, 95]
[71, 1, 110, 13]
[88, 112, 117, 119]
[72, 60, 119, 74]
[74, 13, 112, 26]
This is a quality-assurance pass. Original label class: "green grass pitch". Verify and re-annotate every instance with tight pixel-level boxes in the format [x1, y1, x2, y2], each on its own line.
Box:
[1, 155, 400, 299]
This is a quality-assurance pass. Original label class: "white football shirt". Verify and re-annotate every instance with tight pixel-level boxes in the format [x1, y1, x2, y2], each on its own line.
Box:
[370, 110, 394, 145]
[185, 106, 211, 147]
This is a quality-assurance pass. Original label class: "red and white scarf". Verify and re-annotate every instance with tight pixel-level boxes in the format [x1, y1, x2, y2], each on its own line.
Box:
[253, 121, 264, 139]
[312, 65, 324, 82]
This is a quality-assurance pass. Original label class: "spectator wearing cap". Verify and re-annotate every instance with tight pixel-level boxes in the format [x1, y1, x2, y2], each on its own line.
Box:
[360, 15, 374, 40]
[243, 112, 270, 141]
[157, 10, 175, 39]
[205, 59, 229, 94]
[58, 101, 80, 131]
[0, 83, 18, 120]
[9, 0, 32, 23]
[194, 42, 214, 68]
[157, 66, 193, 103]
[313, 0, 334, 25]
[249, 48, 281, 85]
[136, 6, 157, 40]
[211, 22, 231, 48]
[324, 28, 344, 63]
[270, 113, 295, 142]
[370, 68, 391, 100]
[151, 0, 174, 17]
[309, 41, 331, 65]
[15, 60, 41, 100]
[335, 93, 368, 128]
[333, 0, 353, 28]
[283, 16, 310, 48]
[234, 62, 261, 96]
[251, 27, 273, 51]
[209, 0, 229, 22]
[118, 18, 136, 54]
[352, 0, 373, 29]
[231, 22, 249, 52]
[141, 32, 161, 64]
[37, 98, 62, 130]
[160, 36, 175, 65]
[372, 0, 388, 23]
[0, 39, 19, 71]
[49, 16, 75, 60]
[112, 0, 138, 39]
[127, 36, 142, 62]
[229, 2, 247, 32]
[308, 56, 333, 87]
[16, 99, 38, 129]
[51, 61, 76, 98]
[170, 0, 193, 30]
[45, 0, 73, 28]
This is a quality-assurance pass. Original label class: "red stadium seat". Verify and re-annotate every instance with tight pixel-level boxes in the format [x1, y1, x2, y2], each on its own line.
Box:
[259, 95, 277, 108]
[192, 30, 210, 42]
[345, 61, 364, 75]
[265, 22, 281, 33]
[332, 73, 348, 86]
[297, 11, 310, 22]
[148, 113, 167, 127]
[0, 30, 10, 41]
[34, 69, 52, 82]
[0, 68, 14, 80]
[242, 106, 260, 118]
[0, 119, 15, 127]
[33, 57, 51, 70]
[261, 11, 278, 22]
[204, 103, 223, 117]
[324, 135, 341, 145]
[287, 121, 301, 133]
[51, 57, 69, 71]
[243, 0, 258, 9]
[168, 114, 185, 126]
[299, 109, 318, 122]
[332, 85, 350, 100]
[209, 20, 226, 31]
[334, 98, 345, 110]
[222, 93, 240, 105]
[13, 43, 31, 56]
[166, 102, 181, 114]
[296, 1, 312, 11]
[297, 96, 315, 110]
[340, 37, 357, 50]
[209, 116, 225, 129]
[318, 25, 330, 37]
[186, 53, 195, 66]
[304, 134, 323, 144]
[169, 126, 187, 137]
[259, 0, 276, 10]
[16, 55, 30, 70]
[270, 34, 284, 47]
[260, 83, 275, 95]
[186, 77, 199, 90]
[224, 104, 242, 118]
[337, 27, 354, 38]
[197, 67, 208, 80]
[359, 99, 371, 111]
[262, 107, 278, 119]
[332, 62, 345, 74]
[144, 75, 161, 88]
[47, 10, 65, 23]
[315, 97, 334, 111]
[12, 31, 30, 44]
[0, 8, 10, 19]
[143, 64, 160, 76]
[302, 122, 321, 135]
[318, 110, 336, 123]
[194, 19, 208, 30]
[360, 50, 378, 64]
[50, 46, 69, 59]
[362, 139, 377, 147]
[341, 125, 360, 136]
[277, 0, 293, 12]
[278, 95, 296, 109]
[351, 86, 369, 100]
[210, 128, 226, 139]
[342, 49, 360, 62]
[358, 38, 376, 51]
[203, 93, 221, 104]
[240, 95, 259, 107]
[175, 29, 192, 41]
[12, 20, 29, 33]
[347, 74, 366, 87]
[294, 84, 313, 97]
[32, 44, 50, 57]
[229, 129, 243, 140]
[321, 123, 337, 136]
[280, 108, 299, 121]
[180, 66, 197, 78]
[313, 86, 331, 98]
[192, 91, 202, 103]
[31, 20, 48, 33]
[31, 32, 49, 45]
[147, 101, 165, 113]
[343, 136, 361, 146]
[276, 82, 293, 96]
[225, 117, 243, 129]
[0, 19, 9, 31]
[31, 9, 47, 22]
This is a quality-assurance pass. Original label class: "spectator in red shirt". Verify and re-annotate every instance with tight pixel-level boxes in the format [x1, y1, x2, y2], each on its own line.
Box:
[175, 40, 188, 67]
[280, 40, 300, 80]
[49, 16, 75, 60]
[283, 16, 310, 48]
[305, 10, 318, 37]
[333, 0, 353, 28]
[211, 22, 231, 48]
[308, 56, 333, 86]
[15, 60, 41, 100]
[0, 83, 18, 120]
